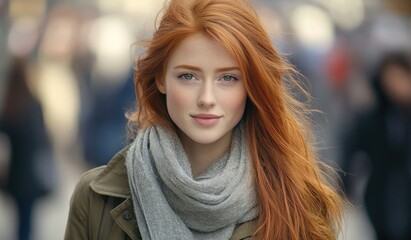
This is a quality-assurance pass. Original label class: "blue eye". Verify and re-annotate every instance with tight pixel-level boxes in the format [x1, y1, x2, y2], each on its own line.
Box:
[178, 73, 195, 80]
[221, 75, 238, 82]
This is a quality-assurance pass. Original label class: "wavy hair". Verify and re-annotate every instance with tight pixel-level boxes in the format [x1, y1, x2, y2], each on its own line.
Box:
[128, 0, 343, 239]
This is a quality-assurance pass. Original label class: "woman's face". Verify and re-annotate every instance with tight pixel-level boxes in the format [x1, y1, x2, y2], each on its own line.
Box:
[158, 33, 247, 147]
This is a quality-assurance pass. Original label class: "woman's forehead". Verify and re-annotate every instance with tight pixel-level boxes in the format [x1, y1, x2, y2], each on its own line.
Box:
[166, 33, 239, 70]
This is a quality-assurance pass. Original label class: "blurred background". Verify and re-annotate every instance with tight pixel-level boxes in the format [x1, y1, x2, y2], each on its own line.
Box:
[0, 0, 410, 239]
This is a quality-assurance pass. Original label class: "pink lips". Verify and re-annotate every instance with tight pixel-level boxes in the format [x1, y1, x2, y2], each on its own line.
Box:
[191, 114, 221, 127]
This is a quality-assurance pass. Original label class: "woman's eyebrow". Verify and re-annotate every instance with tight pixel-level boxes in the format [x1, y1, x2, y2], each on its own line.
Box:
[215, 67, 240, 73]
[174, 65, 202, 71]
[174, 64, 240, 73]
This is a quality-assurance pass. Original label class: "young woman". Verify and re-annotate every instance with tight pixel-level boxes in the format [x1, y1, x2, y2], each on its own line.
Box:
[65, 0, 343, 239]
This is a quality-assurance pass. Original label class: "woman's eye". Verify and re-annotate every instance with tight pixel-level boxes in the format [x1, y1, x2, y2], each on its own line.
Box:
[221, 75, 238, 82]
[178, 73, 195, 80]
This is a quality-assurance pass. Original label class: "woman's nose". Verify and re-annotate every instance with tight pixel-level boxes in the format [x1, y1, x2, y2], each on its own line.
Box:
[197, 82, 216, 108]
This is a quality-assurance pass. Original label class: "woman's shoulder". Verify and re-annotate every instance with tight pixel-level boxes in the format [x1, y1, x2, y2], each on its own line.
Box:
[73, 166, 107, 196]
[71, 146, 131, 201]
[69, 162, 112, 210]
[66, 165, 106, 228]
[77, 146, 131, 199]
[67, 147, 131, 221]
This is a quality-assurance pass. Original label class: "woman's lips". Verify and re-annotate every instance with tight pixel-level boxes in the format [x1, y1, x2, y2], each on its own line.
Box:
[191, 114, 221, 127]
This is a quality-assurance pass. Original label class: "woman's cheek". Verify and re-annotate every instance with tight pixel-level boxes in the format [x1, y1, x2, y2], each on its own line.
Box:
[223, 89, 247, 116]
[166, 85, 192, 115]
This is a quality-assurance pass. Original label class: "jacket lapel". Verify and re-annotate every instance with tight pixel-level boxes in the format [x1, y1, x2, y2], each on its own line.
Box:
[90, 146, 140, 239]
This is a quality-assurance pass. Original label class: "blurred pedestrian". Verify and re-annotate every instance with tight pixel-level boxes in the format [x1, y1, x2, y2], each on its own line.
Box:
[341, 52, 411, 240]
[0, 57, 56, 240]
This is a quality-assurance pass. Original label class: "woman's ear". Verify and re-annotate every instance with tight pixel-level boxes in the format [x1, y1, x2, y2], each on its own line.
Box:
[156, 78, 166, 94]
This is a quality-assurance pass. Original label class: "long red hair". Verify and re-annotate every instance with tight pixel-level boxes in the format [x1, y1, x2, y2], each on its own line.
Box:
[128, 0, 343, 239]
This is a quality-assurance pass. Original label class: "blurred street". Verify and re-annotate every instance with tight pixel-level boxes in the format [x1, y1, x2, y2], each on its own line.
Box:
[1, 0, 411, 239]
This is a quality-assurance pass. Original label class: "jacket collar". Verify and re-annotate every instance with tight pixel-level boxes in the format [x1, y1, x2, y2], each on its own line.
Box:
[90, 146, 131, 199]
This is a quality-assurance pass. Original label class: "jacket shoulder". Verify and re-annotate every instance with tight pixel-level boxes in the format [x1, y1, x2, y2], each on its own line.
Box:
[79, 166, 107, 188]
[77, 166, 106, 194]
[68, 166, 106, 218]
[230, 220, 257, 240]
[65, 166, 106, 239]
[68, 145, 130, 217]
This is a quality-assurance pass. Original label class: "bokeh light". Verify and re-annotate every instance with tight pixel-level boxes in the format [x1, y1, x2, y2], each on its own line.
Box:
[291, 4, 335, 51]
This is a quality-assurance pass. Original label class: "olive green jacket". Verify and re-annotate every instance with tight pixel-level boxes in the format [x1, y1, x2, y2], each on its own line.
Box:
[64, 148, 257, 240]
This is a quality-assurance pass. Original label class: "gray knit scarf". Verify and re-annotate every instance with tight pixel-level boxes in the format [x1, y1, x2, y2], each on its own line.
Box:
[125, 123, 258, 240]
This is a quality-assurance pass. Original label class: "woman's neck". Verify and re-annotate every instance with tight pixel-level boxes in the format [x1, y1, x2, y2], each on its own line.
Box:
[179, 131, 233, 178]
